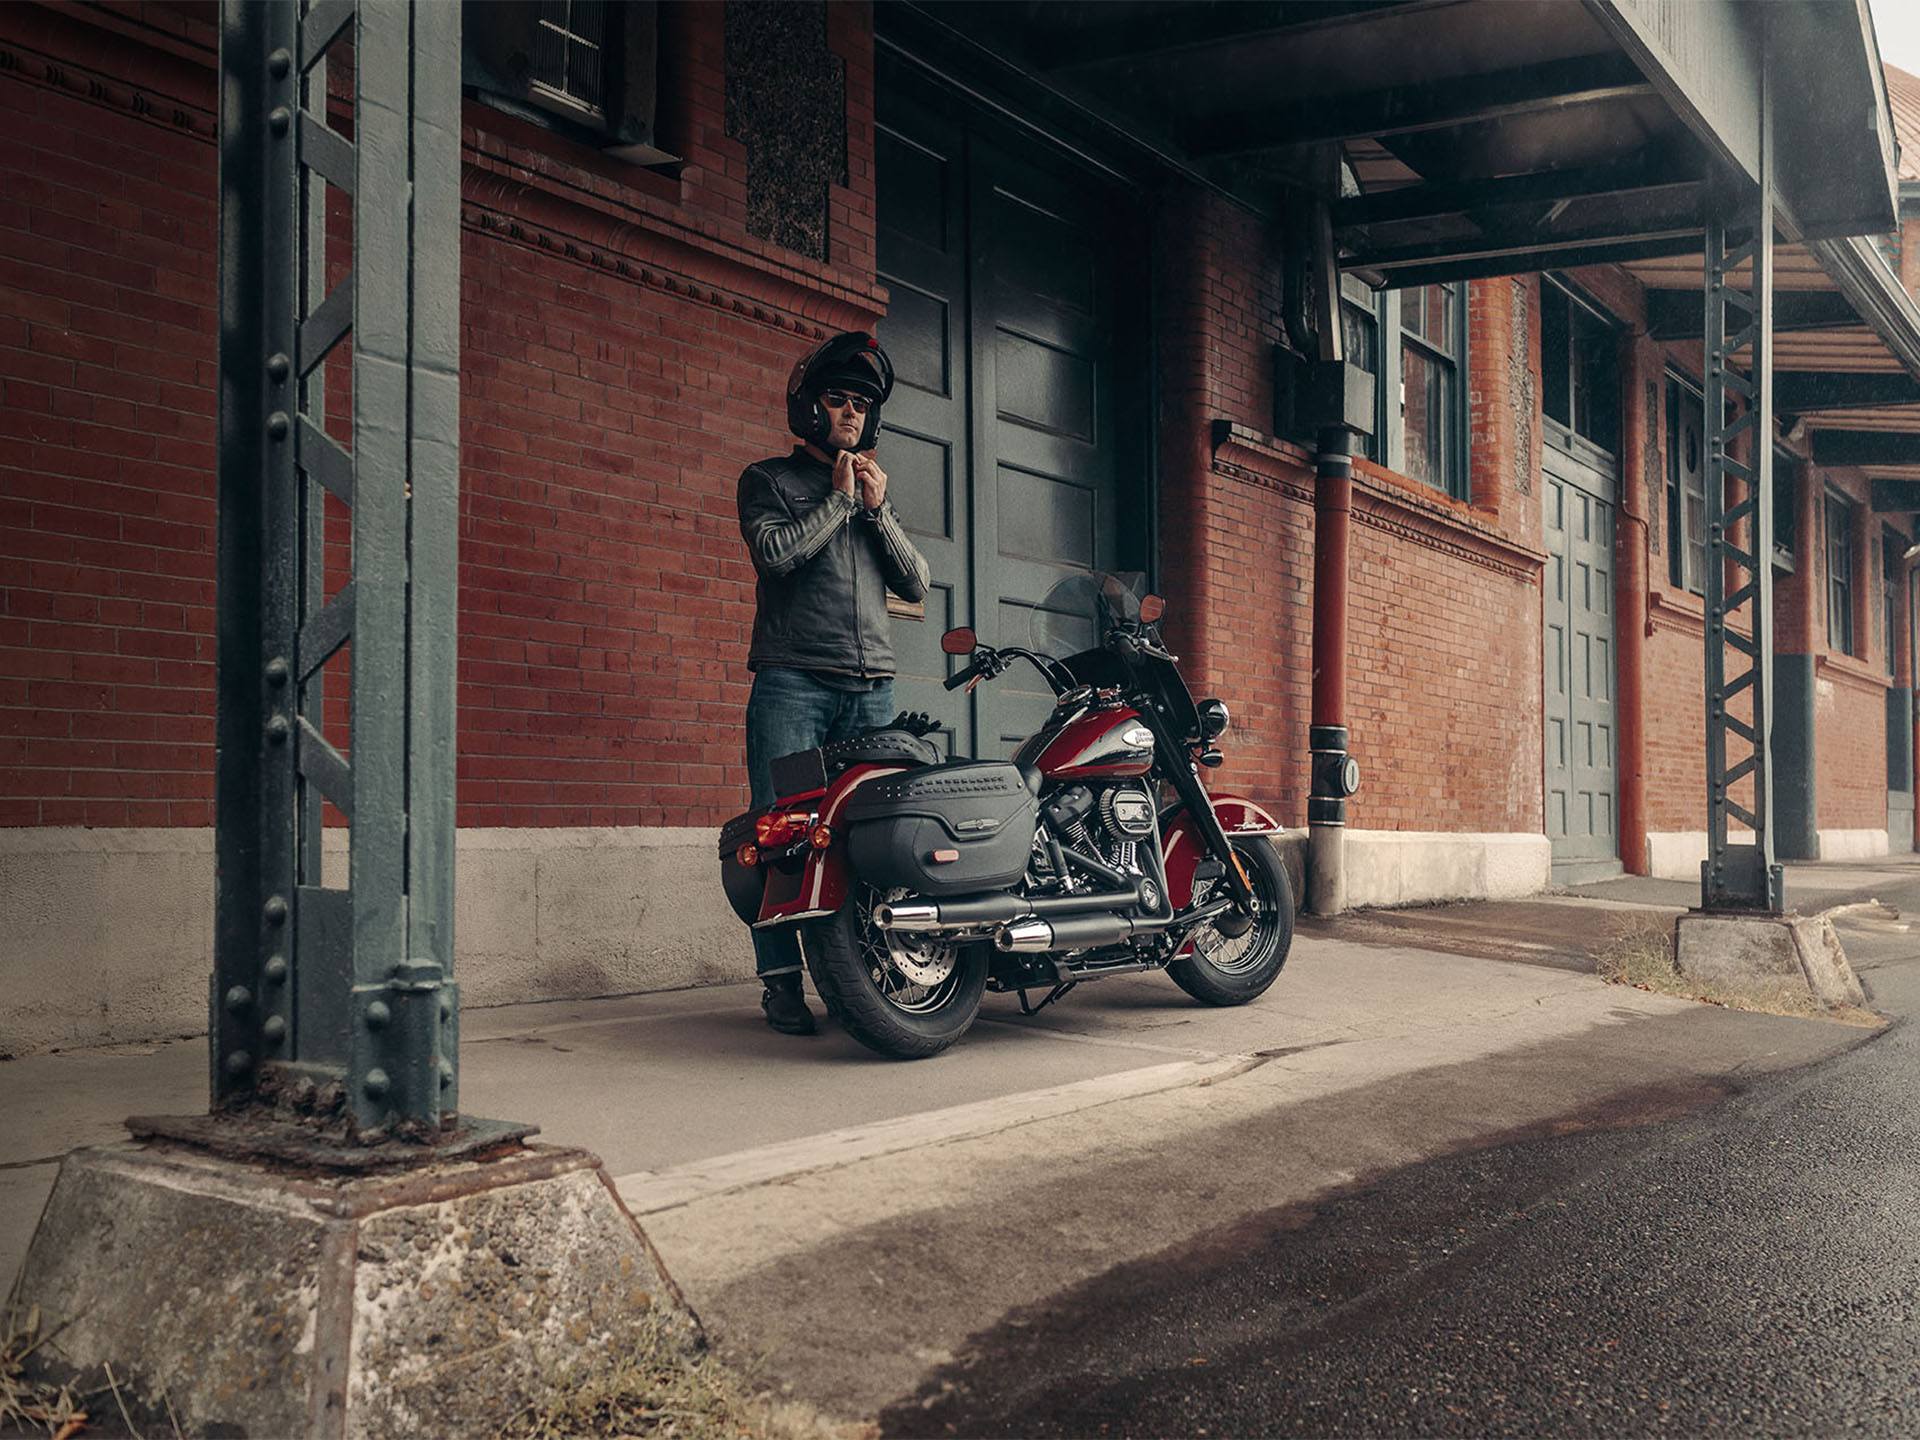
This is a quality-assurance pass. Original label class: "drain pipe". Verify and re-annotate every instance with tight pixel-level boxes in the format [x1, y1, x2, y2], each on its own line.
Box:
[1308, 419, 1363, 914]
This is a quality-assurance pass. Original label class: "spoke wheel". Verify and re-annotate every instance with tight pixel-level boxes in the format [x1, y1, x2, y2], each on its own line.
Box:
[1167, 837, 1294, 1006]
[802, 883, 988, 1059]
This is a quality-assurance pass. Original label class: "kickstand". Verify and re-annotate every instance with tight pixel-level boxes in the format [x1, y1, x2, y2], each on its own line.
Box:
[1016, 981, 1077, 1017]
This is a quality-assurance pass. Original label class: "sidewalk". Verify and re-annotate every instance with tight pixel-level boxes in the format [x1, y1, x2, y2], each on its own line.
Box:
[3, 856, 1912, 1421]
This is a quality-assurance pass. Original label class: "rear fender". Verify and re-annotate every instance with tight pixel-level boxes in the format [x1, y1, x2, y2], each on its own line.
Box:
[1160, 794, 1284, 909]
[755, 763, 910, 927]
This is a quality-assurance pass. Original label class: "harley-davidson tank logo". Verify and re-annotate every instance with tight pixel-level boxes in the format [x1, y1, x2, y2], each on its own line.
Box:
[1121, 726, 1154, 748]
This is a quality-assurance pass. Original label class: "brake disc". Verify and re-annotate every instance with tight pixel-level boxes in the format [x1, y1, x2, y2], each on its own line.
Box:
[875, 889, 958, 987]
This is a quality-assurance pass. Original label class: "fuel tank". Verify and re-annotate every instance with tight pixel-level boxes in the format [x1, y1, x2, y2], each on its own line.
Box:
[1017, 704, 1154, 780]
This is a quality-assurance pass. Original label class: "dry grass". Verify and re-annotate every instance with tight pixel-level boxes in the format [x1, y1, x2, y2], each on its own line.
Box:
[506, 1311, 861, 1440]
[1593, 914, 1880, 1026]
[1, 1306, 87, 1439]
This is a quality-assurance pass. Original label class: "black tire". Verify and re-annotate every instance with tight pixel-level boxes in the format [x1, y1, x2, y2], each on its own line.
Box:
[801, 884, 988, 1059]
[1167, 836, 1294, 1006]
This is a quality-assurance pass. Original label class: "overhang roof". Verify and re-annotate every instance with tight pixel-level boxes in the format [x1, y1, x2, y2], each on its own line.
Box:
[898, 0, 1898, 275]
[887, 0, 1920, 499]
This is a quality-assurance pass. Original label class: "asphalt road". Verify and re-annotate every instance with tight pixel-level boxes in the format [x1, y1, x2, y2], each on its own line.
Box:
[883, 893, 1920, 1439]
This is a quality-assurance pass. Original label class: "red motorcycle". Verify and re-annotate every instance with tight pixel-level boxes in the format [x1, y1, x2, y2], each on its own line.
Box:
[719, 573, 1294, 1059]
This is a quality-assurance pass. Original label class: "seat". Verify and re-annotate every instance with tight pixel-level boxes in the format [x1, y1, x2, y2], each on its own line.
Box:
[817, 728, 943, 771]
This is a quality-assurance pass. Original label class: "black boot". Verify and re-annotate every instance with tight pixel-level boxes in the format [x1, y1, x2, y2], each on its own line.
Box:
[760, 972, 817, 1035]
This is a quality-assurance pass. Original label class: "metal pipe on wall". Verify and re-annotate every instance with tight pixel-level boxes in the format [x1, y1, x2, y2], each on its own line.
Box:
[1307, 425, 1355, 915]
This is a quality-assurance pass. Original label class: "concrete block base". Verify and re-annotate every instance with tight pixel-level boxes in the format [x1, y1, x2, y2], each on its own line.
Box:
[12, 1140, 698, 1438]
[1674, 912, 1866, 1010]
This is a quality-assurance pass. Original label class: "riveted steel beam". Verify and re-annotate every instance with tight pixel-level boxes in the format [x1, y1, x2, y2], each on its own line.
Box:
[1699, 70, 1782, 914]
[216, 0, 467, 1140]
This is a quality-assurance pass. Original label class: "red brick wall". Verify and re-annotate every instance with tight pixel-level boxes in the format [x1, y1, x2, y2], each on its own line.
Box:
[1816, 663, 1889, 831]
[0, 2, 220, 827]
[1, 0, 883, 830]
[1155, 192, 1543, 833]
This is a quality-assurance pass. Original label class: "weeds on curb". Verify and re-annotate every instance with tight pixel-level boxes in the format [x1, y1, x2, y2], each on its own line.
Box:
[506, 1311, 853, 1440]
[1, 1307, 85, 1439]
[1593, 914, 1879, 1025]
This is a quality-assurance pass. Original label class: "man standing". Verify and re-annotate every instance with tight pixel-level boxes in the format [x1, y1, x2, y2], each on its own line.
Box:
[737, 331, 931, 1034]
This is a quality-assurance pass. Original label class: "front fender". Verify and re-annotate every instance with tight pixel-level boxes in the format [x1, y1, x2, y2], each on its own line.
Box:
[1160, 793, 1284, 909]
[754, 763, 909, 927]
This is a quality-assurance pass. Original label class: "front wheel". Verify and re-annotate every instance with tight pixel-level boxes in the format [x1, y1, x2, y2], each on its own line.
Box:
[802, 885, 988, 1059]
[1166, 837, 1294, 1006]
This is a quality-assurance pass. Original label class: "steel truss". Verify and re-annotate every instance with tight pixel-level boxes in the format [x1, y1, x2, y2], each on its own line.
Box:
[1700, 127, 1782, 912]
[215, 0, 464, 1133]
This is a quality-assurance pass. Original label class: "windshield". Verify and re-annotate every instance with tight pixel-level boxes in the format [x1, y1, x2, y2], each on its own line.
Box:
[1029, 571, 1148, 656]
[1028, 571, 1202, 743]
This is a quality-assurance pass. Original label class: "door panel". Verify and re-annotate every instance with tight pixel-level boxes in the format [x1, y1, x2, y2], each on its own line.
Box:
[1544, 445, 1619, 872]
[876, 107, 970, 754]
[879, 75, 1132, 758]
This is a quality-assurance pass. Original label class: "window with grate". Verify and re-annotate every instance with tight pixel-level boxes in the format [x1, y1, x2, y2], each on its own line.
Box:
[1827, 492, 1855, 655]
[529, 0, 608, 120]
[1666, 375, 1707, 595]
[463, 0, 670, 164]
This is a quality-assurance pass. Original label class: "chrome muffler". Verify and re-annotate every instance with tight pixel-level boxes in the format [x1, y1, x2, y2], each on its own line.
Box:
[872, 901, 942, 930]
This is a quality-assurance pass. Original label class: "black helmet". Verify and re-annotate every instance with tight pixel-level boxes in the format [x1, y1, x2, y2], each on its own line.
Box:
[786, 331, 895, 451]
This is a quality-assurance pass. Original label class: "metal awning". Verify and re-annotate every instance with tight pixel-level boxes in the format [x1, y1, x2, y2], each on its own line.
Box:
[892, 0, 1920, 512]
[898, 0, 1897, 271]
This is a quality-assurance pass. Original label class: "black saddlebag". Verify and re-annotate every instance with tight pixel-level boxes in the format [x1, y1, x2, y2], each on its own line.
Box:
[717, 809, 764, 924]
[843, 761, 1038, 897]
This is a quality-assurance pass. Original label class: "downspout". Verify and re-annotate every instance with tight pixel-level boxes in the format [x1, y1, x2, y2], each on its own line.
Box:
[1308, 424, 1358, 914]
[1615, 332, 1651, 875]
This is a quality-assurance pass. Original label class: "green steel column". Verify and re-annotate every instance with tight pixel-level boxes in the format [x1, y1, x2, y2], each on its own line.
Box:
[1700, 39, 1782, 914]
[215, 0, 466, 1137]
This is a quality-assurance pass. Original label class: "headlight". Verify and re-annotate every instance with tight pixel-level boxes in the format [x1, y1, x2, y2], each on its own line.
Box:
[1197, 698, 1230, 741]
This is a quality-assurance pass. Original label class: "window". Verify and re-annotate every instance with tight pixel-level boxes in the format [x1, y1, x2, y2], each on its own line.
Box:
[1666, 376, 1707, 594]
[1541, 281, 1620, 455]
[529, 1, 609, 121]
[1827, 492, 1855, 655]
[1772, 449, 1797, 573]
[463, 0, 670, 164]
[1339, 285, 1381, 464]
[1337, 275, 1468, 497]
[1885, 528, 1905, 674]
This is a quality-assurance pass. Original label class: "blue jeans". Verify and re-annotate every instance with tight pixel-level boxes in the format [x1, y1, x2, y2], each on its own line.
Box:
[745, 667, 896, 977]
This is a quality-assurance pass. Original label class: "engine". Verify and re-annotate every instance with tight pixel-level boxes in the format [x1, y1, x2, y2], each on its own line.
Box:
[1036, 782, 1161, 907]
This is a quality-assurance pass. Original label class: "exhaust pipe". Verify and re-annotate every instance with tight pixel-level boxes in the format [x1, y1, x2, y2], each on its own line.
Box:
[875, 887, 1144, 932]
[996, 912, 1172, 952]
[872, 901, 940, 930]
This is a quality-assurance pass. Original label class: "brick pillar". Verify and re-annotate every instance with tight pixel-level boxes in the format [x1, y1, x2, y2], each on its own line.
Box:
[1774, 459, 1820, 859]
[1615, 330, 1654, 873]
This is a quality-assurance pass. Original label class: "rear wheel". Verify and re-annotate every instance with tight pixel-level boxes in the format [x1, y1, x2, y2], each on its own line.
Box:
[1167, 836, 1293, 1006]
[802, 885, 988, 1059]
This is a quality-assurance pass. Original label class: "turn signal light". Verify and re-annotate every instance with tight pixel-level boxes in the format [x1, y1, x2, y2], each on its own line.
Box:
[809, 824, 833, 849]
[755, 811, 813, 847]
[736, 844, 759, 867]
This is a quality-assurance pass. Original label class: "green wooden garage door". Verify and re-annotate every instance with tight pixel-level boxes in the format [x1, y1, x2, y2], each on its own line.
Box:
[875, 63, 1144, 759]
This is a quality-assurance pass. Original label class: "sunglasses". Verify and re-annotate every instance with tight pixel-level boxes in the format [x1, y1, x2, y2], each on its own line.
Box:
[820, 389, 872, 415]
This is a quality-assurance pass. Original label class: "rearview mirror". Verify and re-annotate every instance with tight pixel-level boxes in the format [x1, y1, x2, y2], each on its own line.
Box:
[1139, 594, 1166, 624]
[941, 626, 978, 655]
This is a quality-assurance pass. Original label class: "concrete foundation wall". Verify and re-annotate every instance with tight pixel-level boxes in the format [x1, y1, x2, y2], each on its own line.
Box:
[1644, 826, 1890, 879]
[1816, 827, 1892, 861]
[2, 823, 1556, 1055]
[0, 827, 748, 1058]
[1341, 830, 1551, 908]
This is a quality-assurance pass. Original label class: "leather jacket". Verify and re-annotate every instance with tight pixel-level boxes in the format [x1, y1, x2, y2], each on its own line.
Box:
[738, 448, 931, 678]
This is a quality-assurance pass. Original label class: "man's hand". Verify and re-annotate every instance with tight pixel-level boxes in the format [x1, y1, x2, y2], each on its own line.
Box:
[831, 448, 858, 498]
[854, 453, 888, 510]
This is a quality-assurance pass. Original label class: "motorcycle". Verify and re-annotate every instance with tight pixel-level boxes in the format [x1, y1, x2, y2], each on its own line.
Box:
[718, 572, 1294, 1059]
